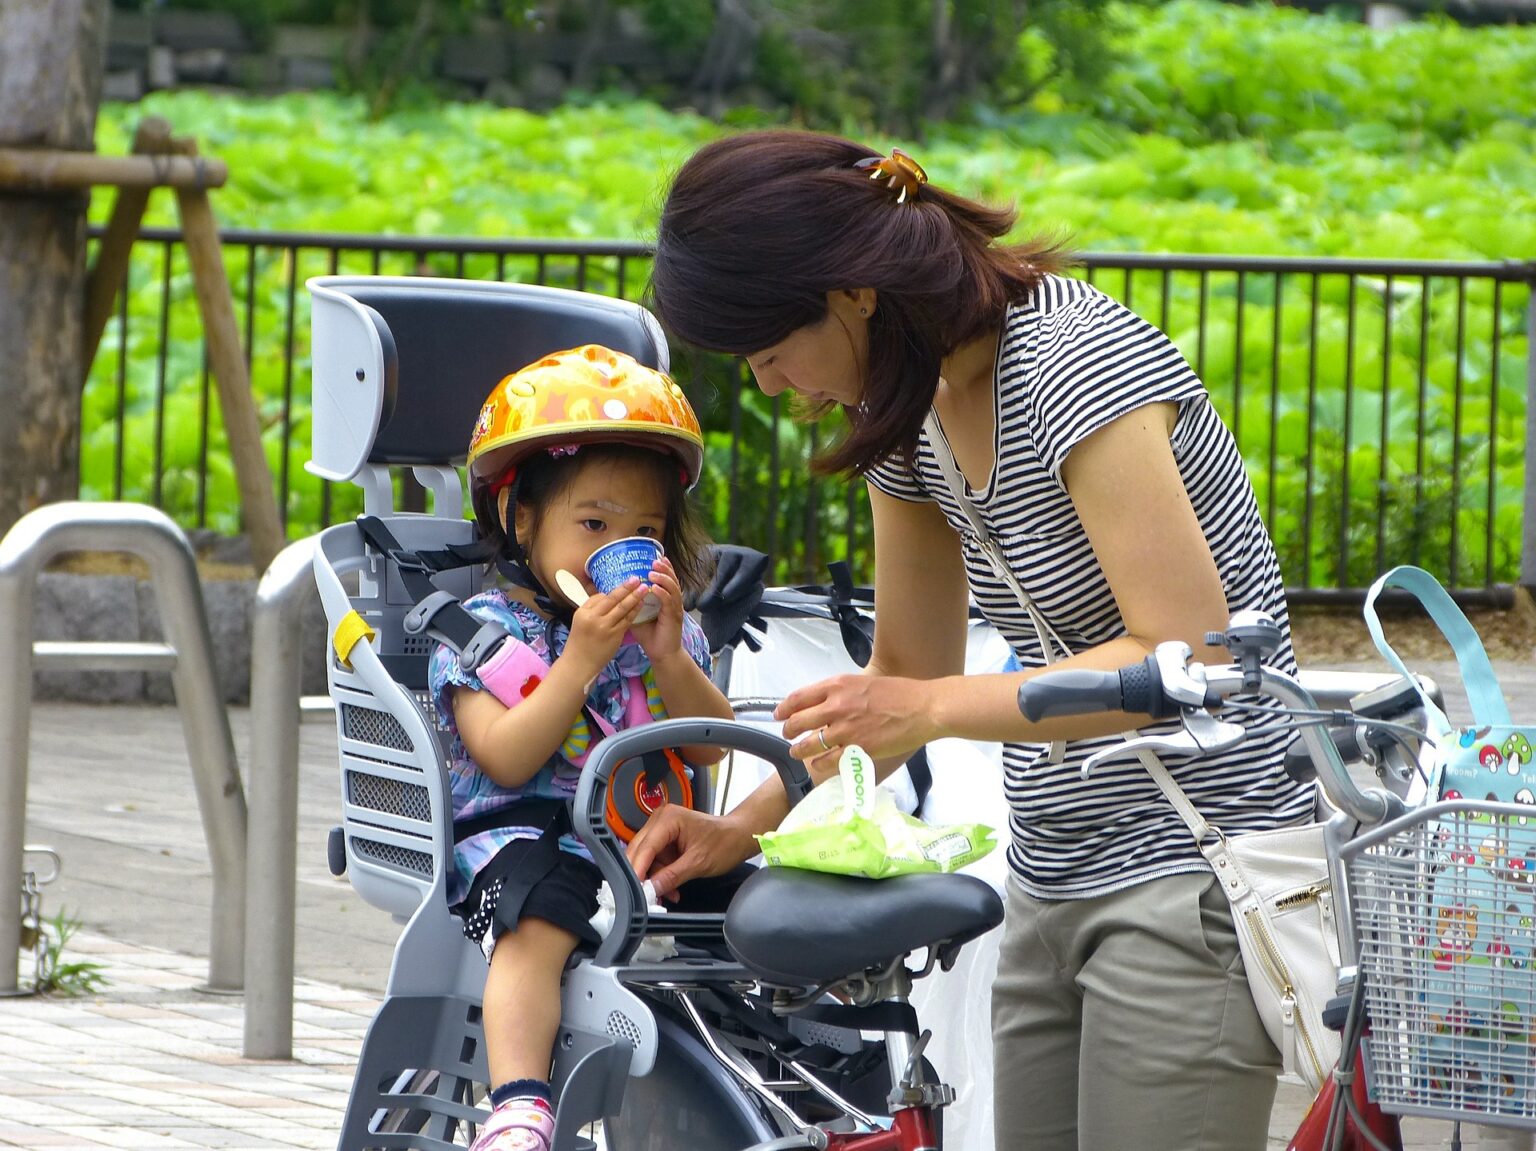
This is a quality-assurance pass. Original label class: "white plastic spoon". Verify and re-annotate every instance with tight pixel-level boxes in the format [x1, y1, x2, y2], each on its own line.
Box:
[554, 569, 590, 607]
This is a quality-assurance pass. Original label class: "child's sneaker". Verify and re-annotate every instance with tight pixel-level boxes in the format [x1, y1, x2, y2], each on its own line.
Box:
[469, 1096, 555, 1151]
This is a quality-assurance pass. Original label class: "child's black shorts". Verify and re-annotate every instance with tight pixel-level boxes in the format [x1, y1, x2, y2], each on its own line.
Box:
[455, 837, 604, 961]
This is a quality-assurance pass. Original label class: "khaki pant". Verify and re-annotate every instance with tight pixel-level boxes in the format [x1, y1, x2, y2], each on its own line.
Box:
[991, 871, 1280, 1151]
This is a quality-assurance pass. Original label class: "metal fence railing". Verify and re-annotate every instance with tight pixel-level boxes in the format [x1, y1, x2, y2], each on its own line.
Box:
[83, 225, 1536, 599]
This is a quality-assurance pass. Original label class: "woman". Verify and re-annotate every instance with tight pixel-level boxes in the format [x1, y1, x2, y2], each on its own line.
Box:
[629, 129, 1310, 1151]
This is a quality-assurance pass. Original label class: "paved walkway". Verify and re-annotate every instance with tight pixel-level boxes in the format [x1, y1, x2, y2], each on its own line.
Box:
[0, 934, 372, 1149]
[11, 667, 1536, 1148]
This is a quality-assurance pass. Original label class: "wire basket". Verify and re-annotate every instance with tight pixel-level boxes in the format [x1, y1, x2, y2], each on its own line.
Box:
[1343, 800, 1536, 1128]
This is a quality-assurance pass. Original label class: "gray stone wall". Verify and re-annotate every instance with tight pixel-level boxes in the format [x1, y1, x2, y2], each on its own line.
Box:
[102, 7, 671, 108]
[32, 572, 330, 705]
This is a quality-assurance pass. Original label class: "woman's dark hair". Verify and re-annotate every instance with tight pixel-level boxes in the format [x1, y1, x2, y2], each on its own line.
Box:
[513, 443, 715, 597]
[649, 130, 1072, 476]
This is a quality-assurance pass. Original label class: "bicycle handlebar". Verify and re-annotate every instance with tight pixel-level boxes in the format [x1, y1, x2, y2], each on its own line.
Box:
[1015, 657, 1194, 722]
[1017, 647, 1406, 829]
[1014, 668, 1127, 721]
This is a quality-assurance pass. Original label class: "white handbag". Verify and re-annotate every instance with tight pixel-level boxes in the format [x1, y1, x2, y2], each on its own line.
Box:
[1140, 755, 1342, 1094]
[921, 411, 1341, 1093]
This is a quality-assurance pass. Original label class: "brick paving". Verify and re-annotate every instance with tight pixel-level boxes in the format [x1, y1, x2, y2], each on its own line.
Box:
[0, 932, 371, 1149]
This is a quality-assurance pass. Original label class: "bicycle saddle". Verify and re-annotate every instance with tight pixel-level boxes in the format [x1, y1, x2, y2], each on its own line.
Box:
[723, 867, 1003, 986]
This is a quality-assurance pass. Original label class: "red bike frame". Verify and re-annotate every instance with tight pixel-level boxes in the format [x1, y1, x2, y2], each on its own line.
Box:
[1287, 1029, 1402, 1151]
[823, 1105, 939, 1150]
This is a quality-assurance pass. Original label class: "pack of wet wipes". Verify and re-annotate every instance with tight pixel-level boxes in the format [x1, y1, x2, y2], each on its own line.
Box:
[757, 746, 994, 879]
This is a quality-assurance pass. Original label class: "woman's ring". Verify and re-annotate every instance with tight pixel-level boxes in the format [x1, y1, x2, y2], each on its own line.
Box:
[817, 726, 831, 752]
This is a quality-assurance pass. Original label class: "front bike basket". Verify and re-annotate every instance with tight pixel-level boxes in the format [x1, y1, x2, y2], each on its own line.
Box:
[1343, 798, 1536, 1129]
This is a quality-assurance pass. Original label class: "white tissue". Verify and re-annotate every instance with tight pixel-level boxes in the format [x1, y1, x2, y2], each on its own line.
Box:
[589, 879, 676, 962]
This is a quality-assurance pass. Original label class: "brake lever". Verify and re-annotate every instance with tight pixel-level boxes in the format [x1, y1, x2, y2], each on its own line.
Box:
[1081, 708, 1248, 779]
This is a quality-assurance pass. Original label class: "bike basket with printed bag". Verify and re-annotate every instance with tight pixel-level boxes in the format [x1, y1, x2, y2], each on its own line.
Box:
[1352, 565, 1536, 1118]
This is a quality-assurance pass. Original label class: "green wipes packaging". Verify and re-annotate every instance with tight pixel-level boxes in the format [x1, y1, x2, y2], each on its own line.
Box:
[756, 745, 995, 879]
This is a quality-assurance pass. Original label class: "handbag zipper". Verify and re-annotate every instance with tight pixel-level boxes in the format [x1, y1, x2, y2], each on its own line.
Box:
[1244, 905, 1326, 1086]
[1274, 881, 1329, 912]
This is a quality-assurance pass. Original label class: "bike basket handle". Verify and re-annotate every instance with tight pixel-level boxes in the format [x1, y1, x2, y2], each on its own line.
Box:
[1017, 656, 1176, 722]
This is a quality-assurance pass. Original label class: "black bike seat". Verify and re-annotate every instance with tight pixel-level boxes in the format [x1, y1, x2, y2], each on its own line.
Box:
[723, 867, 1003, 986]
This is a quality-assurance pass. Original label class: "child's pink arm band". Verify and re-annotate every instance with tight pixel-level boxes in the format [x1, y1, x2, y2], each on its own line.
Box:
[474, 636, 552, 708]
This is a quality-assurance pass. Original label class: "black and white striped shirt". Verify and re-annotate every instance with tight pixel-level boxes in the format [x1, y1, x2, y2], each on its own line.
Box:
[868, 275, 1313, 898]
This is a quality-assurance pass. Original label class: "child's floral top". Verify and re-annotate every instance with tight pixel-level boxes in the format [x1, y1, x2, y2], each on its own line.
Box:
[429, 588, 712, 905]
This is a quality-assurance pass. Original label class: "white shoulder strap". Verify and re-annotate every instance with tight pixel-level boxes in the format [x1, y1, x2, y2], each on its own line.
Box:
[922, 411, 1072, 663]
[922, 410, 1072, 762]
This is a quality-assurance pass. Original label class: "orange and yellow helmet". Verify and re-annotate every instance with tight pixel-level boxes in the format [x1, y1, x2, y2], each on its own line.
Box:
[467, 344, 705, 536]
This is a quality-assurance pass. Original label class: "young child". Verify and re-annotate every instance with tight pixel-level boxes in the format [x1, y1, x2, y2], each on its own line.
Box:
[428, 345, 734, 1151]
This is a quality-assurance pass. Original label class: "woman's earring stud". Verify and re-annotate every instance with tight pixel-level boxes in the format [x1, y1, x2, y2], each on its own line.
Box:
[860, 307, 869, 317]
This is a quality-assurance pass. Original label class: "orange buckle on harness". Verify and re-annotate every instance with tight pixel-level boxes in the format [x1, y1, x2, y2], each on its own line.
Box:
[606, 747, 693, 843]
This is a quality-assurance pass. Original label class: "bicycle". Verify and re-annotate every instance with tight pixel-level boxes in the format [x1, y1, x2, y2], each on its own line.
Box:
[1017, 610, 1536, 1151]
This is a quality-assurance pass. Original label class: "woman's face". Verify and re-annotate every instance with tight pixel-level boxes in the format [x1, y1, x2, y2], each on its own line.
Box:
[745, 289, 872, 407]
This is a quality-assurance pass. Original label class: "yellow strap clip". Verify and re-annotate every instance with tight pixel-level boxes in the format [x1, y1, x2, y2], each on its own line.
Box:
[333, 610, 377, 670]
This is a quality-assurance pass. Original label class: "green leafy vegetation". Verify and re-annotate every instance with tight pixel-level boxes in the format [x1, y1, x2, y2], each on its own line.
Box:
[30, 910, 109, 997]
[85, 1, 1534, 586]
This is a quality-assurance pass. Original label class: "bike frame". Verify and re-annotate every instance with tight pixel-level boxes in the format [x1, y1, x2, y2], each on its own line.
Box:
[824, 1108, 939, 1150]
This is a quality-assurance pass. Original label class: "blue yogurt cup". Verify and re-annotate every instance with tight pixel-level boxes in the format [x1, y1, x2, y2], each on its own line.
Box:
[585, 537, 664, 623]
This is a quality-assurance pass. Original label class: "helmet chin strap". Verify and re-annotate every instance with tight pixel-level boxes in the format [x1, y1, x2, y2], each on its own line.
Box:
[498, 484, 575, 625]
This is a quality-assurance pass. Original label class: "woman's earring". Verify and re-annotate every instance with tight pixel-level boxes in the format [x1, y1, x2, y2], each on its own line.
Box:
[860, 307, 869, 317]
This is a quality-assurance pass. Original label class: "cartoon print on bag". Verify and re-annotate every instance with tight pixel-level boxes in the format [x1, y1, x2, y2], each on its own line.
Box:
[1496, 1001, 1528, 1050]
[1480, 834, 1505, 869]
[1517, 788, 1536, 827]
[1502, 732, 1533, 770]
[1462, 726, 1494, 748]
[1482, 745, 1506, 773]
[1500, 851, 1536, 887]
[1433, 903, 1480, 970]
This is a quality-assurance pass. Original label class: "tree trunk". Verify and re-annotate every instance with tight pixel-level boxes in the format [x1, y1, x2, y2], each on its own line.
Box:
[0, 0, 108, 541]
[691, 0, 760, 118]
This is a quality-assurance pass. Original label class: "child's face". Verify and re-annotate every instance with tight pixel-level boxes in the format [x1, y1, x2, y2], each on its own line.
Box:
[512, 455, 670, 608]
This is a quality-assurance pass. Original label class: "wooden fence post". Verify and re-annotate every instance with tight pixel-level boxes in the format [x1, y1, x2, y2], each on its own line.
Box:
[79, 117, 170, 375]
[174, 142, 284, 573]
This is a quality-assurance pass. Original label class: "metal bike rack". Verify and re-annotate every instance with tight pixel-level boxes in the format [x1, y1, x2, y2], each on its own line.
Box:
[243, 534, 317, 1059]
[0, 502, 247, 995]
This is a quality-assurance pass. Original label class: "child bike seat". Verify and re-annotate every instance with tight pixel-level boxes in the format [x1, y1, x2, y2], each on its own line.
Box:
[723, 867, 1003, 987]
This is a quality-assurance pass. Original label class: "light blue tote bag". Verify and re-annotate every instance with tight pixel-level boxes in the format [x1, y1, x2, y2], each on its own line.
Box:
[1364, 566, 1536, 1111]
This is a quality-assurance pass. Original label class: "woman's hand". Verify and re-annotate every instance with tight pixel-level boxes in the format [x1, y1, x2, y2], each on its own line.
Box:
[630, 557, 684, 661]
[775, 673, 941, 766]
[564, 579, 647, 681]
[626, 804, 759, 901]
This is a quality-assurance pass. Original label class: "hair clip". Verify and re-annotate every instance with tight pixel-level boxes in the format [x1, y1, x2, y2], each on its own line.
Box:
[853, 148, 928, 204]
[547, 444, 581, 459]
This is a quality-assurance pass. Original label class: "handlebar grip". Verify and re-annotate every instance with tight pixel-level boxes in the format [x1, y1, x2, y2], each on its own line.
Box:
[1117, 659, 1173, 719]
[1017, 669, 1126, 721]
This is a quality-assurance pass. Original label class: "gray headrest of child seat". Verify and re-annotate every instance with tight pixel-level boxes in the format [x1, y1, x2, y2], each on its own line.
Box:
[307, 276, 670, 483]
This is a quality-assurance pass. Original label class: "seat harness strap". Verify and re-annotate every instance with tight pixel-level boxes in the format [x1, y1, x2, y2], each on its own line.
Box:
[355, 515, 511, 673]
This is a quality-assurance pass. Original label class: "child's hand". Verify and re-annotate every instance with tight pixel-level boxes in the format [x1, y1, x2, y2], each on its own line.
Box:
[631, 557, 684, 662]
[565, 578, 647, 680]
